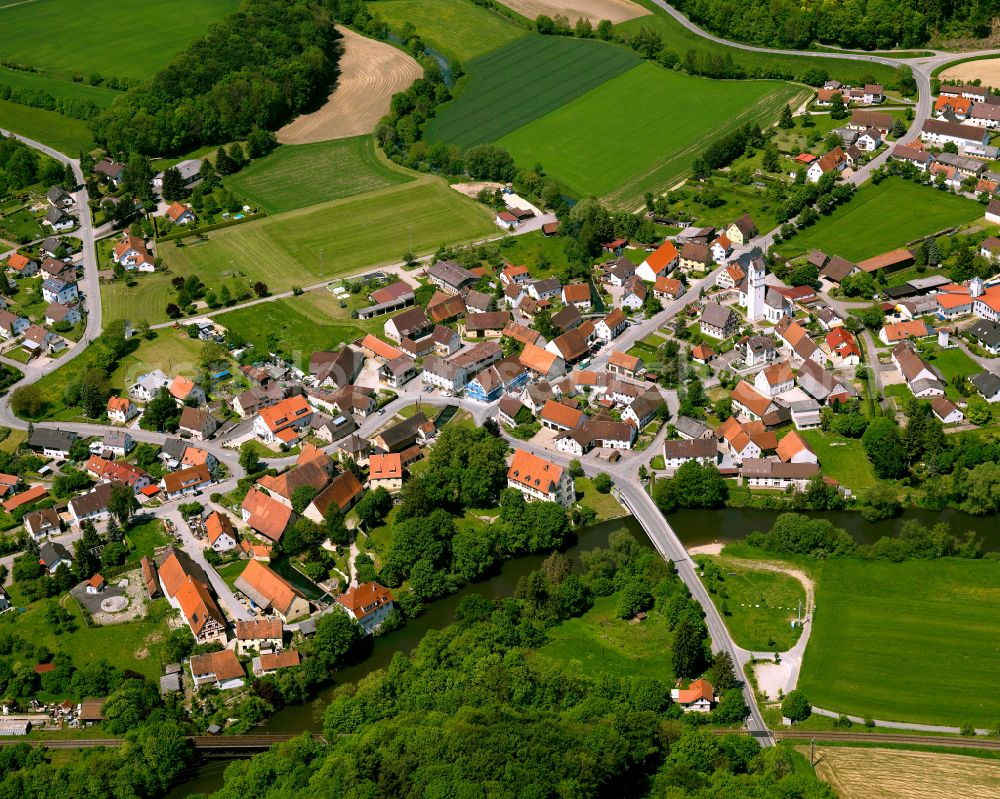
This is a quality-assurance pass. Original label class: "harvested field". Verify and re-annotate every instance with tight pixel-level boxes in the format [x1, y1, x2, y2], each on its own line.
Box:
[808, 746, 1000, 799]
[498, 0, 648, 23]
[940, 58, 1000, 87]
[277, 27, 421, 145]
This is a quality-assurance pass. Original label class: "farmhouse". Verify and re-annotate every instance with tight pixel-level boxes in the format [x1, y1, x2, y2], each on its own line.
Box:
[427, 260, 477, 294]
[254, 396, 314, 446]
[383, 307, 432, 343]
[550, 305, 582, 333]
[679, 242, 712, 273]
[367, 453, 403, 492]
[725, 214, 757, 245]
[662, 438, 719, 470]
[234, 559, 309, 622]
[303, 471, 364, 523]
[206, 511, 238, 553]
[562, 283, 592, 310]
[189, 650, 244, 691]
[653, 277, 684, 301]
[920, 119, 990, 154]
[594, 307, 627, 341]
[337, 582, 394, 635]
[158, 548, 227, 644]
[700, 302, 738, 339]
[849, 109, 892, 134]
[931, 396, 964, 425]
[741, 459, 820, 491]
[731, 380, 775, 421]
[636, 241, 679, 282]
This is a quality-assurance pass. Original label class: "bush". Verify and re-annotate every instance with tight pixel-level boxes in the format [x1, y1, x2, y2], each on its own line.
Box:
[592, 473, 612, 494]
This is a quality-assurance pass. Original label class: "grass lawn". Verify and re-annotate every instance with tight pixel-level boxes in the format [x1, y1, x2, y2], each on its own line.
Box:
[0, 96, 94, 154]
[0, 0, 239, 81]
[574, 477, 626, 521]
[364, 0, 527, 61]
[800, 430, 879, 492]
[533, 593, 674, 681]
[4, 597, 177, 683]
[916, 344, 979, 400]
[224, 137, 415, 215]
[494, 230, 574, 278]
[425, 36, 640, 149]
[616, 1, 900, 87]
[776, 179, 983, 262]
[116, 179, 494, 325]
[799, 558, 1000, 727]
[498, 62, 808, 205]
[124, 518, 170, 566]
[0, 429, 26, 454]
[213, 290, 384, 370]
[1, 208, 45, 245]
[696, 555, 805, 651]
[655, 180, 784, 234]
[214, 560, 246, 591]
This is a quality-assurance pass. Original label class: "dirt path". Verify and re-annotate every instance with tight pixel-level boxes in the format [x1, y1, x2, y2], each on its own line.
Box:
[728, 557, 814, 612]
[498, 0, 648, 23]
[277, 27, 422, 144]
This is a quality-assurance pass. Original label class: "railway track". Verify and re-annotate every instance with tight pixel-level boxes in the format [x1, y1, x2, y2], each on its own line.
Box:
[715, 728, 1000, 750]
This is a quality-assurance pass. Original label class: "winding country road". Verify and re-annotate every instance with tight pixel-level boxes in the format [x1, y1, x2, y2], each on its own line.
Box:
[2, 13, 998, 747]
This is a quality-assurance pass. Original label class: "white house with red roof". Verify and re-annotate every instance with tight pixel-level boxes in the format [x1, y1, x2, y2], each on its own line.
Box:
[671, 678, 715, 712]
[337, 582, 394, 635]
[253, 396, 314, 446]
[636, 241, 679, 282]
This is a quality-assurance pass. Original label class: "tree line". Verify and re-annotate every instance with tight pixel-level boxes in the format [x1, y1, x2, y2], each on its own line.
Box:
[90, 0, 343, 155]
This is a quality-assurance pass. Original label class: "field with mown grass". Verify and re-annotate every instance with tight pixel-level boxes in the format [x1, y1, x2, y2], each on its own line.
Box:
[776, 178, 983, 262]
[498, 63, 808, 205]
[364, 0, 527, 61]
[533, 593, 674, 680]
[799, 558, 1000, 727]
[0, 67, 120, 107]
[112, 179, 495, 324]
[425, 36, 641, 149]
[213, 290, 386, 370]
[696, 555, 805, 651]
[0, 0, 239, 81]
[800, 430, 878, 492]
[224, 137, 415, 214]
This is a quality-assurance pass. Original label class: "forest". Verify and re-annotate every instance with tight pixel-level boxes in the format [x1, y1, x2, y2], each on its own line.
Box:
[673, 0, 995, 48]
[203, 531, 835, 799]
[90, 0, 342, 155]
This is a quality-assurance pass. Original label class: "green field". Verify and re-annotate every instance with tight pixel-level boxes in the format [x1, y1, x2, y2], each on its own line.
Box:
[0, 0, 239, 81]
[916, 344, 980, 400]
[114, 179, 494, 324]
[225, 137, 415, 214]
[0, 96, 94, 153]
[698, 556, 805, 651]
[777, 179, 983, 262]
[498, 62, 807, 204]
[214, 290, 384, 369]
[365, 0, 527, 61]
[0, 67, 120, 107]
[800, 430, 878, 492]
[617, 1, 901, 87]
[574, 477, 626, 521]
[533, 593, 675, 681]
[425, 36, 641, 149]
[799, 558, 1000, 727]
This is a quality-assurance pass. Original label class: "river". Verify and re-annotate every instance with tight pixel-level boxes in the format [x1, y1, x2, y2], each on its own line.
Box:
[165, 506, 1000, 796]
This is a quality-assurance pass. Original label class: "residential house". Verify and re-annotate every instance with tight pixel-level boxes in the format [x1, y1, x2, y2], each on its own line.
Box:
[968, 320, 1000, 354]
[526, 278, 561, 302]
[44, 302, 81, 327]
[46, 186, 73, 208]
[700, 302, 739, 339]
[23, 325, 66, 355]
[234, 559, 310, 622]
[971, 369, 1000, 402]
[166, 202, 195, 225]
[879, 320, 934, 345]
[502, 321, 543, 349]
[93, 158, 125, 185]
[662, 438, 719, 470]
[253, 396, 314, 446]
[931, 396, 965, 425]
[507, 449, 575, 508]
[653, 277, 684, 302]
[378, 354, 417, 388]
[0, 310, 29, 340]
[594, 307, 627, 342]
[28, 427, 77, 458]
[806, 146, 847, 182]
[731, 380, 775, 421]
[465, 357, 529, 402]
[776, 430, 818, 464]
[501, 264, 531, 285]
[550, 304, 582, 333]
[603, 256, 636, 287]
[242, 488, 293, 542]
[232, 383, 285, 419]
[421, 356, 468, 393]
[256, 461, 330, 509]
[112, 234, 155, 271]
[253, 650, 301, 677]
[622, 388, 665, 428]
[100, 428, 134, 457]
[539, 399, 587, 432]
[796, 359, 857, 405]
[562, 283, 592, 310]
[189, 650, 244, 691]
[671, 679, 715, 713]
[498, 395, 531, 427]
[741, 459, 820, 491]
[754, 361, 794, 397]
[718, 416, 775, 464]
[368, 453, 403, 491]
[6, 252, 38, 277]
[725, 214, 757, 245]
[607, 351, 644, 380]
[921, 118, 990, 153]
[849, 109, 892, 134]
[310, 348, 363, 389]
[337, 582, 395, 635]
[775, 319, 827, 366]
[716, 264, 745, 290]
[178, 407, 218, 441]
[372, 412, 428, 453]
[519, 342, 565, 380]
[890, 144, 934, 171]
[674, 415, 712, 440]
[38, 542, 73, 574]
[303, 470, 364, 523]
[636, 241, 679, 282]
[892, 341, 945, 397]
[158, 547, 227, 644]
[546, 328, 591, 365]
[205, 511, 238, 553]
[678, 242, 712, 273]
[235, 618, 284, 656]
[710, 234, 733, 264]
[43, 206, 74, 231]
[826, 327, 862, 365]
[464, 311, 511, 339]
[129, 370, 170, 402]
[739, 334, 777, 367]
[67, 481, 118, 525]
[24, 508, 60, 542]
[161, 464, 212, 499]
[168, 376, 206, 406]
[621, 275, 647, 312]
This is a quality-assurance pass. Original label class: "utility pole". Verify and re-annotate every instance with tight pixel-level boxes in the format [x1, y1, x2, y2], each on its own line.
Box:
[810, 738, 816, 766]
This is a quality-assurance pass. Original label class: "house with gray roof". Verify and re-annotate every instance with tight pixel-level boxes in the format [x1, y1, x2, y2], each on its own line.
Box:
[700, 302, 739, 339]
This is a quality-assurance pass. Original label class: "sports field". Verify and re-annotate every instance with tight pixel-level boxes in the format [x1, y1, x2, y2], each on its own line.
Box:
[225, 137, 415, 214]
[799, 558, 1000, 727]
[365, 0, 527, 61]
[117, 179, 494, 324]
[498, 62, 807, 204]
[0, 0, 239, 80]
[424, 36, 641, 149]
[777, 179, 982, 262]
